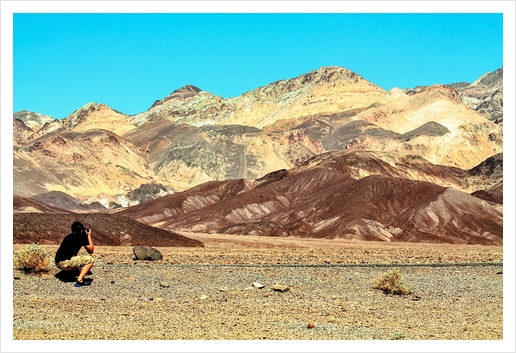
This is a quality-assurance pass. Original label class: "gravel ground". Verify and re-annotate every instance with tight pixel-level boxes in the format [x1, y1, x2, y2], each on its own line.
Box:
[13, 264, 503, 341]
[11, 237, 504, 343]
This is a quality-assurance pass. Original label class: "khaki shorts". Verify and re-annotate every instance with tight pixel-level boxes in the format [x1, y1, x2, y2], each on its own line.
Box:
[56, 255, 94, 270]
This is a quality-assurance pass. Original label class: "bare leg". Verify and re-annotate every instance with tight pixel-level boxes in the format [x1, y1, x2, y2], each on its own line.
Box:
[77, 261, 94, 283]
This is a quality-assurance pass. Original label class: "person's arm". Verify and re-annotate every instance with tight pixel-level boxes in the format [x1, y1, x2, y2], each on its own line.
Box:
[84, 229, 94, 254]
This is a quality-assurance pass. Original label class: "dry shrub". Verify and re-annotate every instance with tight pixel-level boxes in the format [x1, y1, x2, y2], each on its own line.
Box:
[373, 269, 412, 295]
[14, 243, 52, 274]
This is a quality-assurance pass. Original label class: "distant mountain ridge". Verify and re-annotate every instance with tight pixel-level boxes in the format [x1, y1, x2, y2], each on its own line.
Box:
[13, 65, 503, 245]
[13, 67, 502, 192]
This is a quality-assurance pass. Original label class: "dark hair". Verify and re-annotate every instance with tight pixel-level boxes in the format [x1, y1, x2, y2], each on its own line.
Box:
[71, 221, 86, 233]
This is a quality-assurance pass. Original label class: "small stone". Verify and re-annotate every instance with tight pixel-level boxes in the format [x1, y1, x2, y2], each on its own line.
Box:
[307, 323, 315, 329]
[159, 281, 170, 288]
[200, 294, 208, 300]
[271, 284, 290, 292]
[252, 282, 265, 289]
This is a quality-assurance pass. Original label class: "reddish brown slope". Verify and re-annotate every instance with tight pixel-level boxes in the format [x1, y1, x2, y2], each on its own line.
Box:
[137, 167, 353, 233]
[14, 195, 75, 214]
[118, 150, 502, 245]
[13, 213, 204, 247]
[116, 178, 252, 226]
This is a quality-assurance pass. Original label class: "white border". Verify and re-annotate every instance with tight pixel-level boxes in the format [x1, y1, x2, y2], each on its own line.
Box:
[2, 1, 514, 352]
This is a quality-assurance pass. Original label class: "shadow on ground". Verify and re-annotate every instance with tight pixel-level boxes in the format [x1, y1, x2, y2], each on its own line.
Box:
[54, 269, 93, 283]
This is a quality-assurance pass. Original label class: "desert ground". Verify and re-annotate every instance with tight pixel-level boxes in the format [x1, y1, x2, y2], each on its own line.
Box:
[12, 233, 503, 342]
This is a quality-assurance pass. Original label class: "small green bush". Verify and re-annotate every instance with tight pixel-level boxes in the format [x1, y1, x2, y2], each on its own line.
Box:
[373, 269, 412, 295]
[388, 332, 406, 340]
[14, 243, 52, 274]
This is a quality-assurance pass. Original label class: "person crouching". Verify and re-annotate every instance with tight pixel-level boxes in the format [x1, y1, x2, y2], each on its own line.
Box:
[55, 221, 95, 287]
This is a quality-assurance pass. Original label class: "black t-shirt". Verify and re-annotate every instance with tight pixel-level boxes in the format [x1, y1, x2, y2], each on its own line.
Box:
[55, 231, 89, 263]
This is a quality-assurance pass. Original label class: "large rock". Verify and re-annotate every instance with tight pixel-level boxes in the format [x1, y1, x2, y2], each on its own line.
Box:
[133, 245, 163, 261]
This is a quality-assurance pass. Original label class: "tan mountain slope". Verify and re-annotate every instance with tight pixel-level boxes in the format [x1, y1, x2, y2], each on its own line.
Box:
[13, 104, 137, 146]
[13, 119, 34, 146]
[13, 110, 56, 130]
[265, 82, 502, 170]
[128, 66, 386, 129]
[123, 120, 324, 188]
[338, 85, 502, 169]
[13, 111, 59, 146]
[60, 102, 136, 135]
[13, 129, 153, 201]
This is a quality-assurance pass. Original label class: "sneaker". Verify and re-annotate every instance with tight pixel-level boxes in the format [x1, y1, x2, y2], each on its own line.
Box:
[74, 280, 92, 287]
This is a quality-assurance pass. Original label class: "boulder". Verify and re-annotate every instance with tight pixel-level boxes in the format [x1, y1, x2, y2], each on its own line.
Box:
[133, 245, 163, 261]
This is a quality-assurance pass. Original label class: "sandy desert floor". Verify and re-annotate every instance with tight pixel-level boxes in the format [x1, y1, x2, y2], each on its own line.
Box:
[11, 233, 504, 344]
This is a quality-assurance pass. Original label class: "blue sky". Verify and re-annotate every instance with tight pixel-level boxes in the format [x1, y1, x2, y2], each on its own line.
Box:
[13, 12, 503, 119]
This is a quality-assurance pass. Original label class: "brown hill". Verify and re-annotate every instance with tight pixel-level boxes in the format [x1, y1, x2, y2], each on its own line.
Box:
[118, 150, 502, 245]
[13, 212, 204, 247]
[14, 195, 74, 214]
[471, 182, 503, 205]
[30, 191, 107, 213]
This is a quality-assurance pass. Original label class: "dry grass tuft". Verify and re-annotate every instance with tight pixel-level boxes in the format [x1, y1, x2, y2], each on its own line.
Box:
[373, 269, 412, 295]
[14, 243, 52, 274]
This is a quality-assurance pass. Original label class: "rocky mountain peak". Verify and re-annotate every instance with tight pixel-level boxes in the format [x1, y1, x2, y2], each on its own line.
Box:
[13, 110, 56, 129]
[150, 85, 202, 109]
[470, 67, 503, 88]
[455, 67, 503, 121]
[306, 66, 362, 83]
[56, 102, 135, 135]
[285, 66, 357, 85]
[171, 84, 202, 97]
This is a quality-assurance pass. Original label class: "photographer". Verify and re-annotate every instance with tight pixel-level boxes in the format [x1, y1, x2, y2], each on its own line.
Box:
[55, 221, 95, 287]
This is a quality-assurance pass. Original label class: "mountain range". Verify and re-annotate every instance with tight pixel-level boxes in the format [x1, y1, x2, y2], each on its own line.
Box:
[13, 66, 503, 245]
